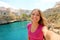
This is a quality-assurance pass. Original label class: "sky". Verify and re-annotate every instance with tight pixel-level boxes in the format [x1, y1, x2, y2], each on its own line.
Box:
[0, 0, 60, 11]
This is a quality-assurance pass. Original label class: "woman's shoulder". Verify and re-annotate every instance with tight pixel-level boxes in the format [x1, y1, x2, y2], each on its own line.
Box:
[42, 26, 48, 33]
[27, 22, 31, 26]
[42, 26, 47, 29]
[27, 22, 31, 29]
[42, 26, 48, 31]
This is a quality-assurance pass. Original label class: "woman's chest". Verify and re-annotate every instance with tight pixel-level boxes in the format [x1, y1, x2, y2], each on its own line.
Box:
[29, 27, 43, 37]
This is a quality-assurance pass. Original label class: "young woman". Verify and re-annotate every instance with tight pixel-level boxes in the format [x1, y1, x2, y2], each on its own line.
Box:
[27, 9, 47, 40]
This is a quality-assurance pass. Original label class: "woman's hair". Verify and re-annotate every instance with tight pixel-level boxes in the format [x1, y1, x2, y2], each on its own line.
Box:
[31, 9, 48, 26]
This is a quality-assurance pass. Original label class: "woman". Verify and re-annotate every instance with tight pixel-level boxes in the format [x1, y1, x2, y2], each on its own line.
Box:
[27, 9, 47, 40]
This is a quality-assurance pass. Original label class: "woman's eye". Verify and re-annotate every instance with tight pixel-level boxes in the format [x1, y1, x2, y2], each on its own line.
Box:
[32, 13, 40, 16]
[32, 13, 35, 15]
[36, 14, 39, 16]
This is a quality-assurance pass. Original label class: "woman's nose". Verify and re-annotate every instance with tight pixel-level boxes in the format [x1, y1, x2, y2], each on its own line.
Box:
[34, 15, 36, 18]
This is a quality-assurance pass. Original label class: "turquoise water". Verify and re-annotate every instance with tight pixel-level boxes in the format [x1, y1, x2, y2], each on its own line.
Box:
[0, 21, 29, 40]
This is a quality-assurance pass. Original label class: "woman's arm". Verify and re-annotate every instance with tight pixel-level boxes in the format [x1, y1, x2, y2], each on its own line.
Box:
[42, 26, 51, 40]
[42, 26, 48, 37]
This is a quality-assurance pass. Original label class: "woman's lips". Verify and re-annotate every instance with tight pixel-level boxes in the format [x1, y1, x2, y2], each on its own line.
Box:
[32, 18, 37, 21]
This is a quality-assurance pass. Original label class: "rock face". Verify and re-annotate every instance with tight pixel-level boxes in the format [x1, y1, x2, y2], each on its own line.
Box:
[0, 7, 31, 24]
[0, 19, 7, 24]
[43, 2, 60, 27]
[0, 7, 17, 24]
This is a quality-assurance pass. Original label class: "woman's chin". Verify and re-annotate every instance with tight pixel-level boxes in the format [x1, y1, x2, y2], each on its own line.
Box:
[32, 21, 38, 23]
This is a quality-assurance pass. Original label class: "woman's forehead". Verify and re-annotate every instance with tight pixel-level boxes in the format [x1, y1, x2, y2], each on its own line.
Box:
[32, 10, 39, 13]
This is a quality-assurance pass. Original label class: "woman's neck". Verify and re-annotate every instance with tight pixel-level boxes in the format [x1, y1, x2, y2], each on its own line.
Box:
[32, 22, 39, 27]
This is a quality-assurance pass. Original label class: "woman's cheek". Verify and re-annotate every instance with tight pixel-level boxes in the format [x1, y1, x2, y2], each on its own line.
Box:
[31, 17, 33, 21]
[31, 16, 34, 20]
[37, 17, 40, 21]
[31, 16, 40, 22]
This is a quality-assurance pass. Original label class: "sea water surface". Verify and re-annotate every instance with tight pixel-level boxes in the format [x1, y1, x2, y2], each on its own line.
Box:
[0, 21, 29, 40]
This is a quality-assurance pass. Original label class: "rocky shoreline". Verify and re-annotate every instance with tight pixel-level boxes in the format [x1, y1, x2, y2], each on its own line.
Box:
[0, 20, 17, 25]
[0, 19, 29, 25]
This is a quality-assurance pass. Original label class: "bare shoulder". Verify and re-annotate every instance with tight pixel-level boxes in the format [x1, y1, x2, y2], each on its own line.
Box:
[42, 26, 48, 36]
[42, 26, 48, 32]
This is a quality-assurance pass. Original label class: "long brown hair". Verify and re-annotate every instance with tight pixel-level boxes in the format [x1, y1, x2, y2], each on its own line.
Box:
[31, 9, 47, 26]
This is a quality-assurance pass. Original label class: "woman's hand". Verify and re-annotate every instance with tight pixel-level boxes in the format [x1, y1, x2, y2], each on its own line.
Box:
[42, 26, 60, 40]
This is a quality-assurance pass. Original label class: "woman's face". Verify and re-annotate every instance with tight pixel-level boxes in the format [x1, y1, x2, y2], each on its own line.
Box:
[31, 10, 40, 23]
